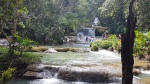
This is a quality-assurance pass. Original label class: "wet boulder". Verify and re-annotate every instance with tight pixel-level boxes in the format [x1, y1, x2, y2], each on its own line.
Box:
[69, 48, 90, 53]
[55, 48, 70, 52]
[30, 47, 48, 52]
[25, 64, 44, 72]
[108, 47, 114, 51]
[23, 71, 43, 79]
[23, 64, 61, 79]
[58, 66, 122, 83]
[133, 69, 141, 76]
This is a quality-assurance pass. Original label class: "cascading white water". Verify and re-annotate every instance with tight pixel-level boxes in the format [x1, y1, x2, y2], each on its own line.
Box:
[77, 28, 95, 37]
[42, 70, 55, 79]
[76, 28, 95, 43]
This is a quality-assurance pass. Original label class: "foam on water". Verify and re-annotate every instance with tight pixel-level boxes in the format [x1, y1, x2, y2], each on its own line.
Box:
[141, 70, 150, 74]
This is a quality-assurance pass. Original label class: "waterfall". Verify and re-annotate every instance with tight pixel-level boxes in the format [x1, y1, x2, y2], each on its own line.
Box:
[93, 17, 99, 26]
[42, 69, 59, 79]
[77, 28, 95, 37]
[40, 65, 60, 79]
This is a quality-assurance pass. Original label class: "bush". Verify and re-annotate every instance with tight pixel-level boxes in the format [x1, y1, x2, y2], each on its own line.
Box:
[91, 40, 113, 49]
[99, 40, 113, 49]
[91, 44, 99, 51]
[19, 52, 41, 64]
[0, 47, 9, 62]
[90, 34, 121, 51]
[0, 47, 41, 64]
[0, 68, 15, 84]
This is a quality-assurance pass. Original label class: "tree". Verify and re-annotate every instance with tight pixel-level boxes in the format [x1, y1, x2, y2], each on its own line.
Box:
[0, 0, 28, 56]
[121, 0, 136, 84]
[136, 0, 150, 31]
[99, 0, 127, 34]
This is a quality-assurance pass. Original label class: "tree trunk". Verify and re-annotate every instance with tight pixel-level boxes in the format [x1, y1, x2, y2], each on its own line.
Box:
[121, 0, 136, 84]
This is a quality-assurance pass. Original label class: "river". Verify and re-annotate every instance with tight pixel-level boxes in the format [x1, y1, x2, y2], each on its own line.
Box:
[6, 44, 148, 84]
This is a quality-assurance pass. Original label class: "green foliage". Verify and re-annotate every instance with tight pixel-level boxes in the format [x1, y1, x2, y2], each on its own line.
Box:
[14, 34, 36, 55]
[107, 34, 118, 41]
[99, 0, 126, 34]
[0, 68, 15, 84]
[0, 47, 41, 64]
[18, 22, 26, 29]
[136, 0, 150, 31]
[17, 7, 29, 14]
[0, 47, 8, 53]
[91, 44, 99, 51]
[92, 40, 112, 49]
[0, 47, 9, 62]
[107, 34, 121, 50]
[0, 0, 149, 45]
[133, 30, 150, 58]
[58, 13, 79, 34]
[91, 34, 120, 50]
[18, 52, 41, 64]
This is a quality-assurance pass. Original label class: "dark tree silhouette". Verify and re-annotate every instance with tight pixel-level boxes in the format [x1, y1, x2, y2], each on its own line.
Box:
[121, 0, 136, 84]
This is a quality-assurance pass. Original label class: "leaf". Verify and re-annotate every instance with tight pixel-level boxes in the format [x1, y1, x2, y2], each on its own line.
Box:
[18, 21, 26, 28]
[17, 7, 29, 14]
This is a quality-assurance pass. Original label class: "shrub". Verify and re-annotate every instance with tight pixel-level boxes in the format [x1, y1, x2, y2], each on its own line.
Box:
[90, 34, 121, 51]
[99, 40, 113, 49]
[133, 30, 147, 57]
[0, 68, 15, 84]
[91, 44, 99, 51]
[91, 40, 113, 49]
[19, 52, 41, 64]
[0, 47, 9, 62]
[0, 47, 41, 64]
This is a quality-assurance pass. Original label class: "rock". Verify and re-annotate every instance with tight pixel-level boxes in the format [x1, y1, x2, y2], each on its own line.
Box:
[134, 59, 149, 70]
[45, 48, 57, 53]
[23, 64, 61, 79]
[69, 48, 80, 52]
[26, 64, 44, 72]
[31, 46, 48, 52]
[108, 47, 114, 51]
[23, 64, 121, 83]
[133, 69, 141, 76]
[0, 39, 9, 45]
[23, 71, 43, 79]
[58, 70, 111, 82]
[44, 65, 60, 72]
[55, 48, 70, 52]
[69, 48, 90, 53]
[78, 48, 90, 53]
[58, 66, 121, 83]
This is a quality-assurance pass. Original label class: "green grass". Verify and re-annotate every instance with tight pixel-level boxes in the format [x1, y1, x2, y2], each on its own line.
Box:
[0, 47, 9, 62]
[19, 52, 41, 64]
[0, 47, 41, 64]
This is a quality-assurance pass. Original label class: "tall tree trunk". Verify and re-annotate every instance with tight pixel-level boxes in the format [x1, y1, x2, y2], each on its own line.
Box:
[121, 0, 136, 84]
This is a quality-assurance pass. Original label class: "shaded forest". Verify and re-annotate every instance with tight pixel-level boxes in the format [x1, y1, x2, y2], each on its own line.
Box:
[0, 0, 149, 44]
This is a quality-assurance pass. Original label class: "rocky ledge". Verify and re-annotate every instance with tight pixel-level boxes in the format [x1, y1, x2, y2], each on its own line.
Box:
[23, 64, 60, 79]
[22, 64, 122, 83]
[31, 46, 90, 53]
